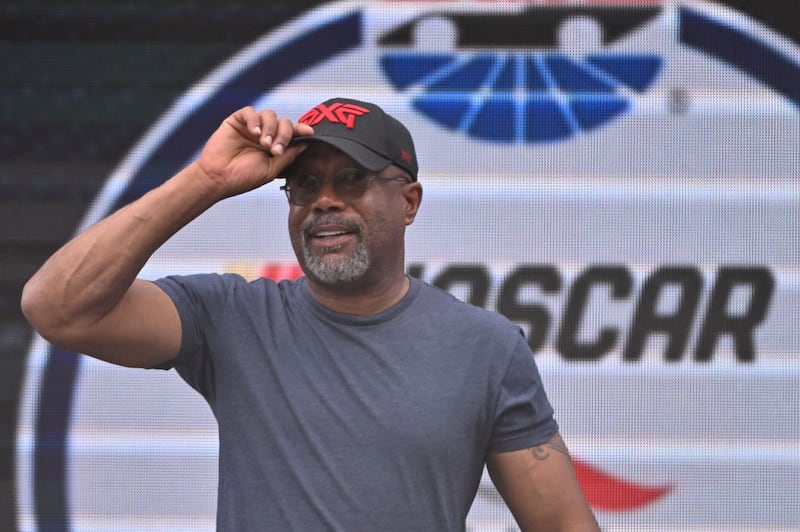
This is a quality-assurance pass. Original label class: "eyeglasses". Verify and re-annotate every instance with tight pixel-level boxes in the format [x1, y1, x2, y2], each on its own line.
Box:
[280, 167, 410, 206]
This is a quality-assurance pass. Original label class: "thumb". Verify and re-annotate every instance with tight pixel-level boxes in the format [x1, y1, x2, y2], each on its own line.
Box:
[270, 143, 308, 175]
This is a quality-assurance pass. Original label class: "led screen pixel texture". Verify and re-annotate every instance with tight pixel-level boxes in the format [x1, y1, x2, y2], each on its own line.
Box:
[14, 2, 799, 531]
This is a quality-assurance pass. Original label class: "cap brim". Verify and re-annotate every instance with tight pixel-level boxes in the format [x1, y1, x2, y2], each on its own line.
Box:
[290, 136, 391, 172]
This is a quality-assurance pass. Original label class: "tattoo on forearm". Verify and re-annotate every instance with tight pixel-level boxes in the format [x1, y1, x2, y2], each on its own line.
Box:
[527, 433, 572, 462]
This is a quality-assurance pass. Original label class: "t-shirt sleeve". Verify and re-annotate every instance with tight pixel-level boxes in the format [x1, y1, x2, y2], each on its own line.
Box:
[152, 273, 231, 400]
[489, 333, 558, 453]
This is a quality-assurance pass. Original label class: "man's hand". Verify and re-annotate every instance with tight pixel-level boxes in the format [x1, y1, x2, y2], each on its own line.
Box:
[195, 106, 314, 199]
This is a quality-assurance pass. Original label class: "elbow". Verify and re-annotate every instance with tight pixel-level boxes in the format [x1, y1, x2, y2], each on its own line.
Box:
[21, 277, 47, 332]
[21, 277, 72, 346]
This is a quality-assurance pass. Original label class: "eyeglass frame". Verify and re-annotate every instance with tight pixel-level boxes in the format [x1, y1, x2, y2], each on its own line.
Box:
[279, 167, 412, 207]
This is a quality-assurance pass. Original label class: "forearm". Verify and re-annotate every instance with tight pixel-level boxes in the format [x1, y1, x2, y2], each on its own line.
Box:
[21, 162, 220, 339]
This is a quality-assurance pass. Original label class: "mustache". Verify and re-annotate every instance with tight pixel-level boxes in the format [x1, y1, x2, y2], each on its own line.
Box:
[302, 215, 362, 236]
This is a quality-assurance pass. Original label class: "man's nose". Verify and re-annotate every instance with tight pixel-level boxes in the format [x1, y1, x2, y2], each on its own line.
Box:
[311, 179, 346, 211]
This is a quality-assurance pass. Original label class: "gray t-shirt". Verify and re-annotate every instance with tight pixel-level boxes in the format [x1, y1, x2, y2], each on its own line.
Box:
[154, 273, 557, 531]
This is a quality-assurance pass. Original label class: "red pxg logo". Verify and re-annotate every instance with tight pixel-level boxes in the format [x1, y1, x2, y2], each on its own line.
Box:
[299, 102, 370, 129]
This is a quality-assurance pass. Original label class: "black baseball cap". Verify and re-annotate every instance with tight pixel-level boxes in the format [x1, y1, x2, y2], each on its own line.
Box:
[290, 98, 418, 181]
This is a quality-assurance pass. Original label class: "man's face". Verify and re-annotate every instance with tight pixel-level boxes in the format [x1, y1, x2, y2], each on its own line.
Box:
[285, 143, 419, 286]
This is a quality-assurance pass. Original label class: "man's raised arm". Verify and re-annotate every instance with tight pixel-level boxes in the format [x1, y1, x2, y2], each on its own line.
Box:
[20, 107, 312, 368]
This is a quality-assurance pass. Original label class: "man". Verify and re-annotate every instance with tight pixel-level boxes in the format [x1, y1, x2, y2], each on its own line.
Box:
[22, 98, 600, 531]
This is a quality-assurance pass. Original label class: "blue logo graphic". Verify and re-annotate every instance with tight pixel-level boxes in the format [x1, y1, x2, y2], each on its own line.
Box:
[379, 7, 664, 143]
[381, 51, 662, 143]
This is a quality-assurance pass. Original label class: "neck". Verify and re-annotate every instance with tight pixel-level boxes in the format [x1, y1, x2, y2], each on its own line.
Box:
[305, 272, 410, 316]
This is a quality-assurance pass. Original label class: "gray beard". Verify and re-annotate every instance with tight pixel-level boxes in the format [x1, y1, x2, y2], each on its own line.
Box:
[302, 237, 370, 284]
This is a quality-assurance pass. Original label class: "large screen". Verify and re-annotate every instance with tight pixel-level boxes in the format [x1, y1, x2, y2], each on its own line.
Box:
[15, 1, 799, 530]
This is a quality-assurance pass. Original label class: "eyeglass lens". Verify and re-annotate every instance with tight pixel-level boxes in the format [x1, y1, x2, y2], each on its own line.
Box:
[283, 168, 397, 206]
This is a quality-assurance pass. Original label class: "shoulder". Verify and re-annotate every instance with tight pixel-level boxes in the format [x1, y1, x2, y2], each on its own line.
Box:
[155, 271, 248, 290]
[410, 279, 525, 354]
[414, 278, 519, 332]
[154, 272, 298, 308]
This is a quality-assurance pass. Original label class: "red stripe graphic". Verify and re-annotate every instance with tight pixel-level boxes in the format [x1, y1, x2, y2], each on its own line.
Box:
[574, 460, 671, 511]
[260, 263, 304, 281]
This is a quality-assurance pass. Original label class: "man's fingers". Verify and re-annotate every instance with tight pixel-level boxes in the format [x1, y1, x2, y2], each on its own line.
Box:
[232, 106, 262, 137]
[255, 109, 278, 148]
[294, 122, 314, 137]
[267, 117, 294, 156]
[228, 107, 314, 157]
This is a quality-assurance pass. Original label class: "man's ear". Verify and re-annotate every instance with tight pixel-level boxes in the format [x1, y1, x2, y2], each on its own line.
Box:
[403, 182, 422, 225]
